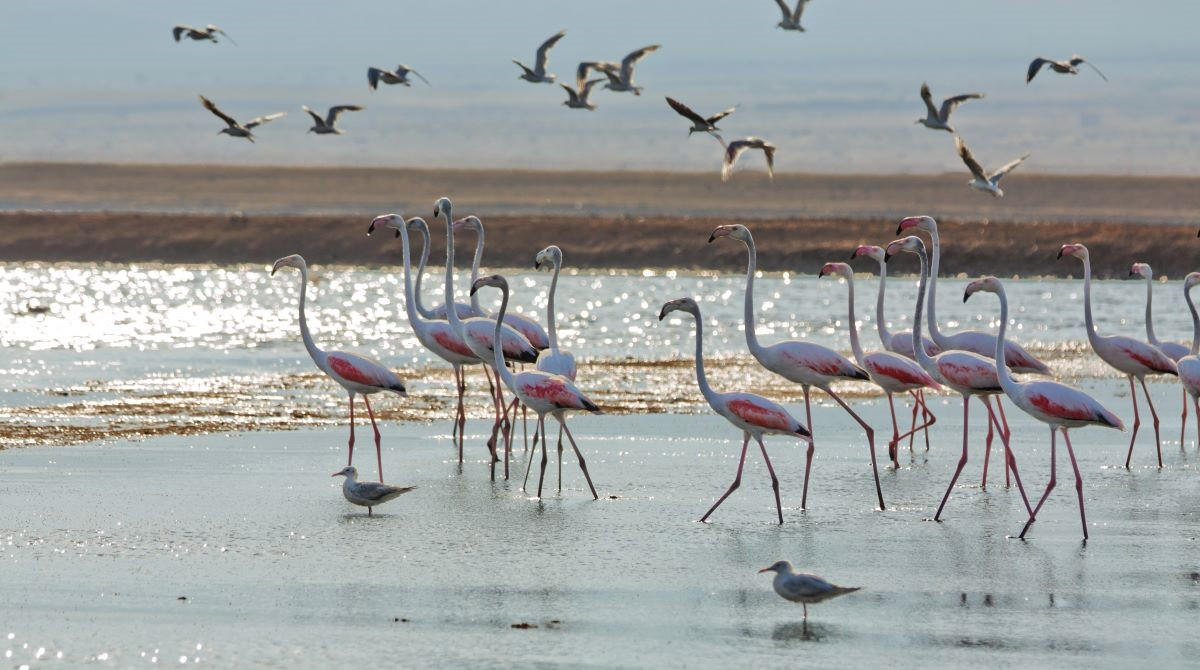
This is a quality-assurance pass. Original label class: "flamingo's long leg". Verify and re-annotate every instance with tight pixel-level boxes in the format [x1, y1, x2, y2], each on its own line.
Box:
[824, 388, 885, 511]
[536, 414, 550, 498]
[1018, 426, 1059, 539]
[799, 386, 816, 510]
[362, 395, 384, 483]
[700, 433, 751, 522]
[754, 435, 783, 525]
[523, 414, 542, 492]
[980, 396, 994, 490]
[556, 422, 565, 494]
[1062, 429, 1088, 541]
[983, 396, 1032, 515]
[887, 393, 900, 468]
[907, 390, 920, 452]
[921, 390, 936, 451]
[895, 391, 936, 447]
[1139, 376, 1164, 468]
[996, 398, 1012, 487]
[1194, 395, 1199, 449]
[1180, 388, 1187, 449]
[1124, 376, 1141, 469]
[346, 393, 356, 468]
[560, 421, 598, 500]
[454, 365, 466, 463]
[934, 397, 969, 521]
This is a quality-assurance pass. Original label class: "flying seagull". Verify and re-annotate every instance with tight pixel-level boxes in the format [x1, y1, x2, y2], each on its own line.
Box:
[665, 97, 736, 135]
[1026, 55, 1107, 84]
[198, 95, 285, 142]
[601, 45, 660, 96]
[773, 0, 812, 31]
[759, 561, 860, 620]
[303, 105, 364, 134]
[332, 466, 415, 516]
[513, 30, 567, 84]
[916, 82, 984, 133]
[561, 79, 605, 110]
[576, 61, 620, 91]
[173, 24, 236, 45]
[367, 65, 429, 90]
[719, 136, 776, 182]
[955, 136, 1029, 198]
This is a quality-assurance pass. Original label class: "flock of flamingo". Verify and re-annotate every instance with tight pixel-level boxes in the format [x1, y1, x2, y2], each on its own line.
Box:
[270, 196, 1200, 541]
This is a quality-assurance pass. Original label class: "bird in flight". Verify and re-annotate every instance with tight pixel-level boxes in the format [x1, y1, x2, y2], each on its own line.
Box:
[665, 97, 736, 136]
[513, 30, 567, 84]
[916, 82, 983, 133]
[367, 65, 429, 90]
[773, 0, 812, 31]
[1026, 55, 1107, 84]
[303, 105, 365, 135]
[719, 136, 776, 182]
[173, 24, 236, 45]
[198, 95, 285, 142]
[599, 45, 660, 96]
[561, 79, 605, 111]
[955, 136, 1029, 198]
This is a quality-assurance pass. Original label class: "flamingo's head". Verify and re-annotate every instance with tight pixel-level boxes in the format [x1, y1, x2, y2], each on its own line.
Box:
[758, 560, 793, 574]
[1057, 243, 1088, 262]
[850, 244, 884, 263]
[405, 216, 429, 236]
[707, 224, 752, 245]
[270, 254, 306, 276]
[452, 216, 482, 234]
[658, 297, 699, 321]
[433, 197, 453, 220]
[367, 213, 404, 237]
[331, 466, 357, 479]
[470, 273, 507, 297]
[1185, 273, 1200, 293]
[896, 215, 936, 235]
[884, 236, 924, 262]
[1128, 262, 1153, 280]
[534, 245, 562, 272]
[963, 276, 1003, 303]
[818, 262, 852, 280]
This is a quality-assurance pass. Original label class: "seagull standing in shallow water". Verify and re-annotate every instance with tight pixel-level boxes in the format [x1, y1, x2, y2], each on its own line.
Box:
[759, 561, 860, 620]
[513, 30, 567, 84]
[916, 82, 983, 133]
[367, 65, 429, 90]
[332, 467, 415, 516]
[955, 136, 1029, 198]
[303, 105, 365, 135]
[1027, 55, 1107, 83]
[719, 136, 776, 182]
[665, 97, 736, 136]
[199, 95, 285, 142]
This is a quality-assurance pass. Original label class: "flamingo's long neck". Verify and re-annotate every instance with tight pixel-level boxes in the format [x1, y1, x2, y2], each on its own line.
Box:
[395, 221, 428, 333]
[910, 246, 941, 380]
[1080, 254, 1100, 348]
[925, 224, 949, 348]
[412, 221, 436, 320]
[468, 224, 484, 316]
[490, 284, 517, 389]
[843, 273, 867, 367]
[442, 209, 465, 337]
[873, 256, 893, 349]
[686, 307, 719, 407]
[546, 259, 561, 353]
[1142, 274, 1161, 346]
[741, 236, 764, 357]
[295, 263, 325, 368]
[992, 284, 1019, 396]
[1186, 283, 1199, 356]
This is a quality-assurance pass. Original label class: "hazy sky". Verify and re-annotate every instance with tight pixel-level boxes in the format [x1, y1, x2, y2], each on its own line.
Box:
[4, 1, 1198, 174]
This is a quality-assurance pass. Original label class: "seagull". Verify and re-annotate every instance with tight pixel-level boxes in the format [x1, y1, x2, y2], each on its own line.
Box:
[759, 561, 860, 620]
[576, 61, 620, 91]
[665, 97, 736, 136]
[601, 45, 660, 96]
[303, 105, 364, 135]
[916, 82, 983, 133]
[198, 95, 285, 142]
[1026, 55, 1107, 84]
[513, 30, 567, 84]
[561, 79, 605, 111]
[173, 24, 236, 45]
[773, 0, 812, 31]
[332, 466, 415, 516]
[719, 136, 776, 182]
[367, 65, 430, 90]
[955, 136, 1029, 198]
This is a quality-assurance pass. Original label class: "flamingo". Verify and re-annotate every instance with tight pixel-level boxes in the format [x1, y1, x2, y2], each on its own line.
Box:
[850, 244, 940, 450]
[885, 237, 1032, 520]
[471, 274, 599, 499]
[1175, 273, 1200, 448]
[1058, 244, 1178, 468]
[531, 245, 577, 485]
[708, 224, 884, 511]
[1130, 262, 1191, 444]
[964, 276, 1123, 541]
[270, 254, 406, 483]
[658, 297, 812, 523]
[817, 262, 942, 468]
[452, 216, 550, 350]
[403, 216, 473, 321]
[434, 198, 539, 479]
[368, 214, 480, 461]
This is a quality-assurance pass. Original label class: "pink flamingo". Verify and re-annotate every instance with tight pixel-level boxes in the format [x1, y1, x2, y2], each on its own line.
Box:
[885, 237, 1032, 520]
[659, 297, 812, 524]
[965, 276, 1123, 541]
[453, 215, 551, 349]
[471, 274, 599, 499]
[818, 262, 942, 468]
[1175, 273, 1200, 448]
[849, 244, 939, 453]
[1059, 244, 1177, 468]
[406, 216, 473, 321]
[709, 224, 884, 511]
[433, 198, 539, 479]
[271, 254, 406, 483]
[1130, 262, 1191, 444]
[531, 245, 577, 487]
[368, 214, 480, 462]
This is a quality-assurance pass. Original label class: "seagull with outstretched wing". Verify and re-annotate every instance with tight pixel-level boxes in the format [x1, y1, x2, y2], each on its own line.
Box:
[955, 135, 1029, 198]
[916, 82, 983, 133]
[514, 30, 567, 84]
[199, 95, 284, 142]
[303, 104, 365, 135]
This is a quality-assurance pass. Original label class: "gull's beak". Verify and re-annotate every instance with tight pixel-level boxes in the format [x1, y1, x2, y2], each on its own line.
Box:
[758, 566, 772, 573]
[331, 471, 343, 477]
